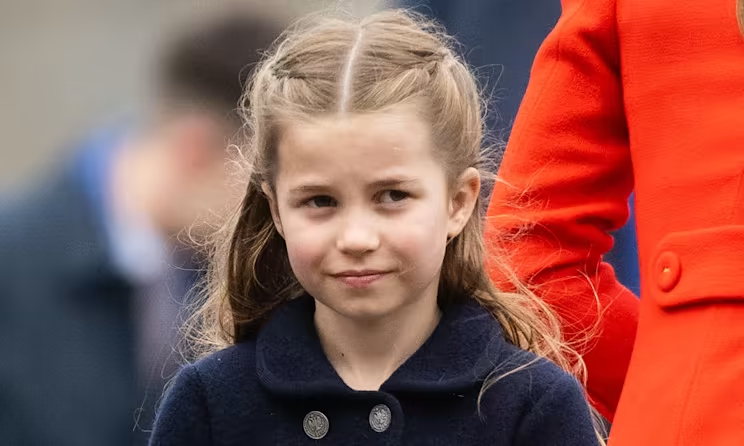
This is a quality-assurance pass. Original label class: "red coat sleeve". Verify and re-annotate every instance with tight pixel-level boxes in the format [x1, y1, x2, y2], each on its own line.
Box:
[485, 0, 639, 421]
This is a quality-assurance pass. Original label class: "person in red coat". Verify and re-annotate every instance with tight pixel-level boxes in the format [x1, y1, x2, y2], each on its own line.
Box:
[485, 0, 744, 444]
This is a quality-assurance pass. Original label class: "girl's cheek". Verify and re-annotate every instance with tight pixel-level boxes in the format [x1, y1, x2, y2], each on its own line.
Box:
[285, 234, 326, 273]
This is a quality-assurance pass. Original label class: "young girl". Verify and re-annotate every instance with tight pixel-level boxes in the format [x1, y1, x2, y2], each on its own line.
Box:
[150, 9, 602, 445]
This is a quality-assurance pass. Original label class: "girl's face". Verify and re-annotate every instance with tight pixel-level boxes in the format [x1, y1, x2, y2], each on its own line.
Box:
[267, 108, 478, 322]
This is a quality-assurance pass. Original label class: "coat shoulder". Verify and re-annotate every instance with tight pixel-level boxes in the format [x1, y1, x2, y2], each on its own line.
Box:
[479, 343, 599, 445]
[189, 341, 259, 394]
[482, 342, 586, 414]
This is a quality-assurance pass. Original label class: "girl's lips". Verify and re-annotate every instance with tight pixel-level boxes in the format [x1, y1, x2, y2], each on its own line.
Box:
[333, 272, 389, 288]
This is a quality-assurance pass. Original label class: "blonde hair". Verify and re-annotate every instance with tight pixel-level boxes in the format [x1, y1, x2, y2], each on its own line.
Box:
[185, 8, 606, 442]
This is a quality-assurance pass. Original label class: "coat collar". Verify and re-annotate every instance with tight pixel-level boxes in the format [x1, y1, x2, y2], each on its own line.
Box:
[255, 295, 506, 398]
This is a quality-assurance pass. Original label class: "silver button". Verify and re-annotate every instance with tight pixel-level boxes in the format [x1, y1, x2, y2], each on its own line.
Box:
[303, 411, 329, 440]
[369, 404, 391, 433]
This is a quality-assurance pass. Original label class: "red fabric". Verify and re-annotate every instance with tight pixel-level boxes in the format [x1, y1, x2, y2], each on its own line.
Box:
[485, 0, 744, 443]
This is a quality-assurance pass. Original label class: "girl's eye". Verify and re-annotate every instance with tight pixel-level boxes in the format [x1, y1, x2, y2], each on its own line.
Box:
[306, 195, 336, 208]
[379, 190, 409, 203]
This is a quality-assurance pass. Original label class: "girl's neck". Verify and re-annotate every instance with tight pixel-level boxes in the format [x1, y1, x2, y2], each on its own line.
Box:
[314, 295, 442, 391]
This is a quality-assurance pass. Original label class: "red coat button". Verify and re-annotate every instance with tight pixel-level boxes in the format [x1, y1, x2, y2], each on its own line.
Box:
[656, 251, 681, 292]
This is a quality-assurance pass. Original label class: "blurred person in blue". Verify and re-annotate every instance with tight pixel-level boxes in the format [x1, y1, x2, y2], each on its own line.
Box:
[0, 10, 283, 446]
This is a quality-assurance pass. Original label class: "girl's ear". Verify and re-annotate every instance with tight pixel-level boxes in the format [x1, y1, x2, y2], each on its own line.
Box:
[446, 167, 480, 239]
[261, 182, 284, 238]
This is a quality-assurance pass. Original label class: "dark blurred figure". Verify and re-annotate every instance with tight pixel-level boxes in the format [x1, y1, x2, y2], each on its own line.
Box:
[403, 0, 561, 142]
[0, 10, 283, 446]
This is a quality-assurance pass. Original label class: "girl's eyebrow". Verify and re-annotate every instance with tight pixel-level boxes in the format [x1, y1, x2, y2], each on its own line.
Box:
[288, 184, 331, 196]
[368, 177, 420, 189]
[288, 177, 421, 196]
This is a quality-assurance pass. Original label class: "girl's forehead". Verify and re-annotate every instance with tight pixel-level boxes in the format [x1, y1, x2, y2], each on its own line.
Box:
[280, 109, 429, 149]
[274, 111, 444, 188]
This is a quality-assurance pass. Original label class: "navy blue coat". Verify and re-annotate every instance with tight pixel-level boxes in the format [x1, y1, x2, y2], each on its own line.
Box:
[150, 296, 599, 445]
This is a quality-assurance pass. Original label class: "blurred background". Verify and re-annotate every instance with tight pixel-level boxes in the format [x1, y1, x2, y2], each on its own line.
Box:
[0, 1, 638, 445]
[0, 0, 386, 190]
